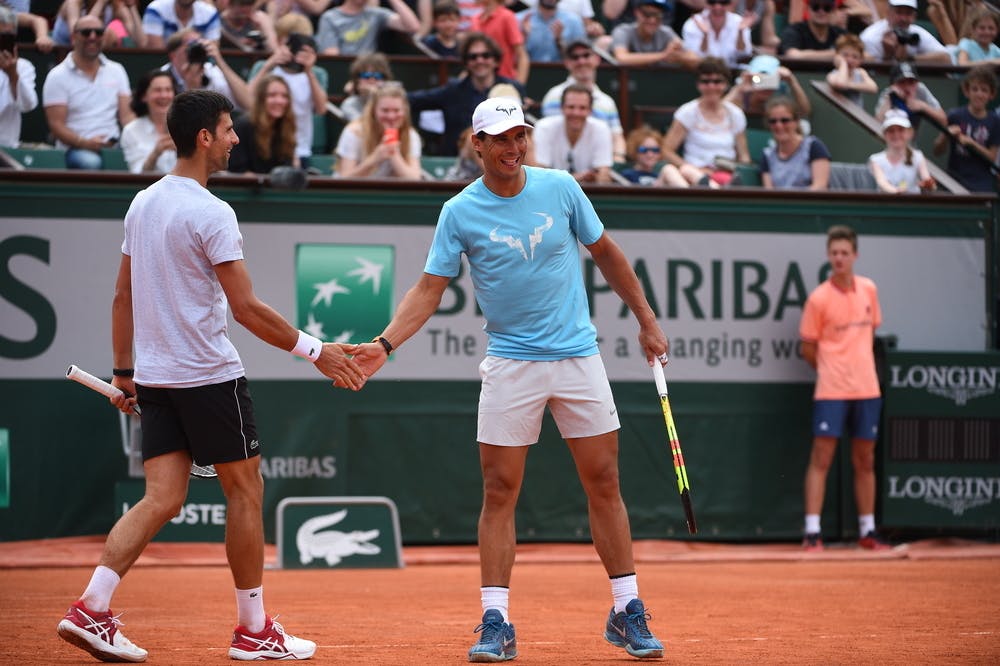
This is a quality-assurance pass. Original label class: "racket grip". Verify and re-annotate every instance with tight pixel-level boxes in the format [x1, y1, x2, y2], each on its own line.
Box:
[652, 362, 668, 397]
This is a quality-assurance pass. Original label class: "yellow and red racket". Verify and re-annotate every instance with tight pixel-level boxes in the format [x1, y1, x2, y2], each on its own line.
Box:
[652, 362, 697, 534]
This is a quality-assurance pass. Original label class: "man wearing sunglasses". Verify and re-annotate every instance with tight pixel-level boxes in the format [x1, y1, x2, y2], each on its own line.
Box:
[408, 32, 524, 156]
[540, 38, 626, 162]
[42, 16, 134, 169]
[778, 0, 847, 59]
[859, 0, 950, 63]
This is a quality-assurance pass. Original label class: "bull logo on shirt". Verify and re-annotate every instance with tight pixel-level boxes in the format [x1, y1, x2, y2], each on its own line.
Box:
[489, 212, 553, 261]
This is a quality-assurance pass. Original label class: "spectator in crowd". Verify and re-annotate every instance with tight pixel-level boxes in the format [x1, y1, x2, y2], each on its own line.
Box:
[120, 69, 177, 173]
[611, 0, 699, 68]
[341, 52, 393, 122]
[247, 30, 327, 166]
[869, 109, 934, 193]
[0, 6, 37, 148]
[518, 0, 587, 63]
[162, 29, 252, 111]
[422, 0, 461, 57]
[620, 125, 673, 185]
[800, 224, 890, 553]
[661, 56, 749, 188]
[228, 74, 298, 174]
[42, 15, 134, 169]
[518, 0, 605, 40]
[316, 0, 419, 56]
[52, 0, 145, 48]
[956, 5, 1000, 64]
[926, 0, 979, 47]
[408, 32, 523, 156]
[218, 0, 278, 53]
[726, 54, 812, 118]
[860, 0, 951, 63]
[143, 0, 221, 49]
[934, 65, 1000, 192]
[267, 0, 332, 23]
[732, 0, 781, 51]
[602, 0, 696, 36]
[759, 95, 830, 189]
[874, 61, 946, 132]
[681, 0, 753, 67]
[443, 125, 484, 180]
[375, 0, 433, 54]
[778, 0, 846, 58]
[541, 38, 626, 161]
[825, 33, 877, 108]
[533, 84, 614, 183]
[472, 0, 529, 84]
[335, 83, 423, 178]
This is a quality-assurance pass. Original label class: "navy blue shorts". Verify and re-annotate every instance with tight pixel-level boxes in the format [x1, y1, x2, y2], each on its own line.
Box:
[812, 398, 882, 440]
[136, 377, 260, 466]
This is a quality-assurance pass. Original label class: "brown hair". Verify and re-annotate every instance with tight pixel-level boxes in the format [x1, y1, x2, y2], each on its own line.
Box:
[960, 5, 1000, 41]
[360, 84, 415, 158]
[349, 52, 394, 84]
[251, 75, 297, 163]
[962, 64, 998, 96]
[625, 125, 663, 162]
[827, 224, 857, 251]
[834, 33, 864, 55]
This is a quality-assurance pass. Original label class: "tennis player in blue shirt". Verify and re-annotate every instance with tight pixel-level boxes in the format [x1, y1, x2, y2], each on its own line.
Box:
[355, 97, 670, 662]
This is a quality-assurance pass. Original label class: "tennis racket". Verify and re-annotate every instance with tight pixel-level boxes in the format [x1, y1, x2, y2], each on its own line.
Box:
[66, 365, 217, 479]
[652, 362, 697, 534]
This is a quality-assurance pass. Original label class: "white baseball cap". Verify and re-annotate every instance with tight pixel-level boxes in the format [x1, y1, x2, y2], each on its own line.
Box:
[888, 0, 917, 8]
[472, 97, 533, 136]
[882, 109, 911, 131]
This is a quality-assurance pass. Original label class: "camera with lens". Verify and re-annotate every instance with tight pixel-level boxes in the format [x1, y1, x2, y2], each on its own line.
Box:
[245, 30, 266, 51]
[892, 27, 920, 46]
[282, 32, 315, 73]
[186, 41, 209, 65]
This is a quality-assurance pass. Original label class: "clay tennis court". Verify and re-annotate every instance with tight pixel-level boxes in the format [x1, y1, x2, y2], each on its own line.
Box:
[2, 537, 998, 664]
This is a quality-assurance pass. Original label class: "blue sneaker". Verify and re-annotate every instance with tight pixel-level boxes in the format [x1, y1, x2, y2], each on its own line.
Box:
[468, 609, 517, 662]
[604, 598, 664, 659]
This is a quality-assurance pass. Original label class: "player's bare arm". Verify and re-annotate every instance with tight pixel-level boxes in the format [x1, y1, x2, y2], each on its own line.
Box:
[585, 232, 668, 365]
[109, 253, 139, 414]
[800, 339, 818, 368]
[214, 259, 367, 389]
[353, 272, 451, 381]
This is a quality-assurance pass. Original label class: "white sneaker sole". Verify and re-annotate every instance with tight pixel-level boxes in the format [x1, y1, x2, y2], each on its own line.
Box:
[228, 646, 317, 660]
[57, 619, 148, 663]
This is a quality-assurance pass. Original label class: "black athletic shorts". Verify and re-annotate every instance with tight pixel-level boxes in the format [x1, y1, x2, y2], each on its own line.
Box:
[136, 376, 260, 466]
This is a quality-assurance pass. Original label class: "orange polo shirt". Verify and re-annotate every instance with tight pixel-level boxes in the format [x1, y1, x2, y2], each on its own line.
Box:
[472, 5, 523, 81]
[799, 275, 882, 400]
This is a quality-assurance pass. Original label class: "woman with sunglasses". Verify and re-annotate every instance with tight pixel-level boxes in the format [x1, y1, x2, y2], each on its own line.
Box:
[681, 0, 753, 67]
[341, 52, 394, 122]
[759, 96, 831, 190]
[661, 57, 749, 188]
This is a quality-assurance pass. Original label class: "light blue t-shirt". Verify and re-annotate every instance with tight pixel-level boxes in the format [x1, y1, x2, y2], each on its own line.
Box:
[957, 37, 1000, 62]
[425, 166, 603, 360]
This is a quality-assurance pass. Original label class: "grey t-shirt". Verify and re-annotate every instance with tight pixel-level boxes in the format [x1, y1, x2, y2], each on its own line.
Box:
[316, 6, 392, 55]
[610, 23, 679, 55]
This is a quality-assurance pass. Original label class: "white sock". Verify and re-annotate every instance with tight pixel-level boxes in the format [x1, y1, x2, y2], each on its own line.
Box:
[859, 514, 875, 536]
[236, 586, 266, 633]
[804, 514, 821, 535]
[481, 586, 509, 623]
[610, 573, 638, 614]
[80, 565, 120, 613]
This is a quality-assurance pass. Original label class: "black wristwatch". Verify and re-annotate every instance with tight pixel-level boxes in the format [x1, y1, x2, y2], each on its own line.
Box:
[112, 368, 134, 377]
[372, 336, 393, 356]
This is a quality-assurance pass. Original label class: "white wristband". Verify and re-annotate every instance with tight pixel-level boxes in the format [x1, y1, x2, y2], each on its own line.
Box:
[291, 330, 322, 362]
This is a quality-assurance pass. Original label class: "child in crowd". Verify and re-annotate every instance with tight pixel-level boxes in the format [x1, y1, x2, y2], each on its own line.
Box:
[443, 126, 483, 181]
[869, 109, 934, 194]
[825, 33, 876, 109]
[341, 52, 394, 121]
[956, 5, 1000, 65]
[423, 0, 461, 57]
[933, 65, 1000, 192]
[620, 125, 670, 185]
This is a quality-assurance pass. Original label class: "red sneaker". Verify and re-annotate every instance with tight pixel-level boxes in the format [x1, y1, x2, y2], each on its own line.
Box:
[859, 531, 892, 551]
[229, 616, 317, 660]
[802, 533, 824, 552]
[56, 600, 148, 662]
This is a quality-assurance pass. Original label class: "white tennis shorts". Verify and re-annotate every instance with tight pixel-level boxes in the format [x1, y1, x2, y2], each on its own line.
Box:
[477, 354, 621, 446]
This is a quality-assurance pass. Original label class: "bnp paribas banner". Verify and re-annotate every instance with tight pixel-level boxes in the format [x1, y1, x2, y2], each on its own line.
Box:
[0, 219, 988, 383]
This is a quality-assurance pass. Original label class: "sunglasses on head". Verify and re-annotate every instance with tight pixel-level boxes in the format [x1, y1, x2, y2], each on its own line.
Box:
[768, 116, 795, 125]
[465, 51, 495, 61]
[637, 146, 661, 154]
[76, 27, 105, 37]
[809, 2, 835, 11]
[358, 71, 385, 80]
